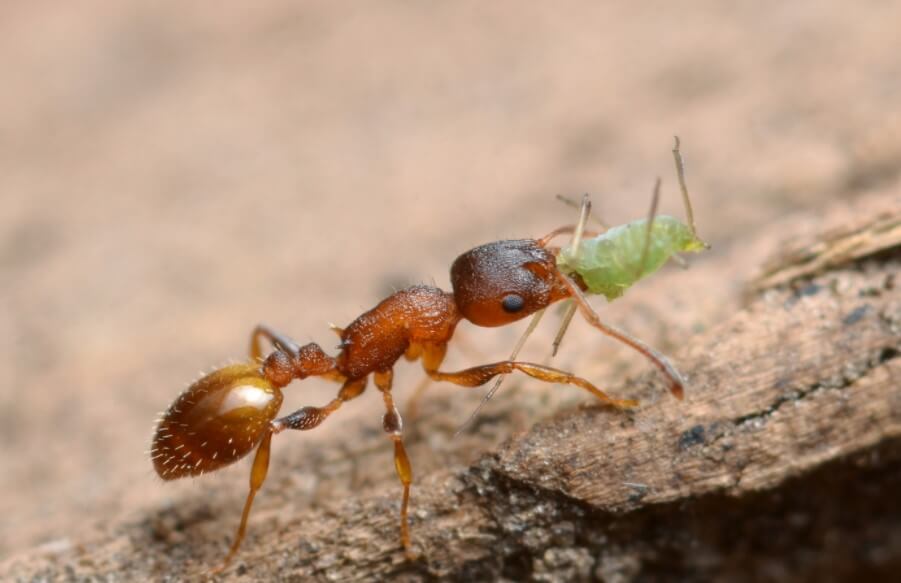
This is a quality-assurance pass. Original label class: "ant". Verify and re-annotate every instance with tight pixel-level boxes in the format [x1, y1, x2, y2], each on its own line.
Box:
[151, 138, 706, 572]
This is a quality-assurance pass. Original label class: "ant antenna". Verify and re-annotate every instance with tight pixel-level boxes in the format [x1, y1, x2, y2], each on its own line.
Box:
[634, 177, 661, 281]
[672, 136, 699, 238]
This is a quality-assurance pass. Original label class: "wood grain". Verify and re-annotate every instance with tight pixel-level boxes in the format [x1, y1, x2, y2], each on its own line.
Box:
[2, 193, 898, 581]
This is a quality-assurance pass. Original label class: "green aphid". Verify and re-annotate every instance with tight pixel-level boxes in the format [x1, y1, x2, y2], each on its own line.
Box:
[557, 215, 707, 301]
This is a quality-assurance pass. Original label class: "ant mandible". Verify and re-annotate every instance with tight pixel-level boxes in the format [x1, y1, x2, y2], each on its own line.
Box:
[151, 138, 706, 572]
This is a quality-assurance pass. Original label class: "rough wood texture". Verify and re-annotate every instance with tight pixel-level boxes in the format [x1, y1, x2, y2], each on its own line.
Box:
[2, 192, 898, 581]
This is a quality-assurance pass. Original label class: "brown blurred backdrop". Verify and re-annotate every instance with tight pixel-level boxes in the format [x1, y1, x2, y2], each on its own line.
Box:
[2, 0, 900, 561]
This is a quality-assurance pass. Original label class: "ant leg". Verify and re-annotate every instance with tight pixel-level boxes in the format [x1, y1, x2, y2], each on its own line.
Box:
[427, 360, 637, 409]
[250, 324, 301, 361]
[558, 273, 686, 399]
[403, 375, 432, 423]
[211, 430, 273, 574]
[374, 368, 416, 559]
[403, 342, 448, 426]
[402, 343, 429, 421]
[271, 376, 367, 432]
[453, 310, 547, 437]
[212, 377, 366, 573]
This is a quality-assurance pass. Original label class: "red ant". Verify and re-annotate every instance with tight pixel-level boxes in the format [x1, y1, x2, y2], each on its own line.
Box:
[151, 140, 699, 572]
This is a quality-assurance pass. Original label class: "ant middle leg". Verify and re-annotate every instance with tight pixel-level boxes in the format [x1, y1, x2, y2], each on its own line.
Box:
[427, 360, 638, 409]
[373, 368, 417, 559]
[271, 376, 367, 432]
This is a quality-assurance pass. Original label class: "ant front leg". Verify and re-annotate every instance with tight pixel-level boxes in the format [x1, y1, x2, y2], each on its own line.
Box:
[373, 368, 417, 559]
[427, 359, 638, 409]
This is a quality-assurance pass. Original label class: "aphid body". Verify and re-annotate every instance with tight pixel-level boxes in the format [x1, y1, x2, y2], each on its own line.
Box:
[557, 215, 707, 301]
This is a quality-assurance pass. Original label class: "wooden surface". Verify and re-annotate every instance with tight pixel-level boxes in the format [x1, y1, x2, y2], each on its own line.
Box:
[4, 4, 901, 581]
[3, 193, 898, 582]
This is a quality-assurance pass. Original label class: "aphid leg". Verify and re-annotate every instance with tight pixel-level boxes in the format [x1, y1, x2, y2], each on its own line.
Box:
[551, 302, 578, 356]
[271, 377, 367, 433]
[211, 430, 273, 574]
[427, 360, 638, 409]
[634, 177, 661, 281]
[671, 254, 689, 268]
[249, 324, 301, 361]
[558, 273, 686, 399]
[549, 193, 593, 356]
[374, 369, 417, 559]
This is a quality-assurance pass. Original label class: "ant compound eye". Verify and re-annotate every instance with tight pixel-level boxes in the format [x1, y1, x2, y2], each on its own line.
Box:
[501, 293, 525, 313]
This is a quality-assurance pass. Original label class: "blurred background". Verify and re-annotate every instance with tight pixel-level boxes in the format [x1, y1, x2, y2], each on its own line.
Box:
[2, 0, 900, 565]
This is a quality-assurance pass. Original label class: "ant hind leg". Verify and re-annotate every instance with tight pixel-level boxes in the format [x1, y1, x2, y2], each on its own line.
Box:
[374, 369, 417, 559]
[210, 430, 273, 574]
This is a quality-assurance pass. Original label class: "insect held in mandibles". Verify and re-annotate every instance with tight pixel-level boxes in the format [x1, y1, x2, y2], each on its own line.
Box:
[150, 137, 707, 572]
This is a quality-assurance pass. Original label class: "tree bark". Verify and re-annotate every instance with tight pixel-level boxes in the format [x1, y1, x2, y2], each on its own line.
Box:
[2, 193, 899, 582]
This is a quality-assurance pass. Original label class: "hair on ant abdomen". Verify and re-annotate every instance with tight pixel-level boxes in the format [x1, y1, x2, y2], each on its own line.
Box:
[151, 138, 706, 573]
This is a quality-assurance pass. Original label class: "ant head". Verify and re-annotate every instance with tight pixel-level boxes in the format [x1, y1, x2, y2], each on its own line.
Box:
[450, 239, 569, 327]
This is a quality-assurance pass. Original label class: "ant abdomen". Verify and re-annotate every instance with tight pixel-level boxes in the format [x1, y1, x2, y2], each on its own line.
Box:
[152, 364, 283, 480]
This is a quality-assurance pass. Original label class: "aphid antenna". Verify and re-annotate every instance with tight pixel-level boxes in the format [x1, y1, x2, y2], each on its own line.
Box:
[672, 135, 705, 244]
